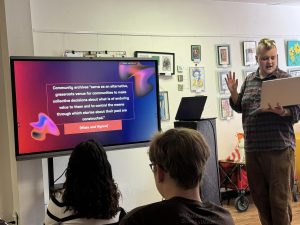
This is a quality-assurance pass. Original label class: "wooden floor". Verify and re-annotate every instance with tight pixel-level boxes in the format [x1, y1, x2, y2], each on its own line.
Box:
[223, 197, 300, 225]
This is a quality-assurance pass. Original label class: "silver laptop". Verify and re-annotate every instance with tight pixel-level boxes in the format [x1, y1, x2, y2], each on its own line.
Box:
[260, 76, 300, 108]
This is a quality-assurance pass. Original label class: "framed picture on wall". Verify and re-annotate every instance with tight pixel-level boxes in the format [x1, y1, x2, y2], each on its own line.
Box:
[191, 45, 201, 62]
[64, 51, 84, 57]
[288, 68, 300, 77]
[216, 45, 231, 67]
[217, 70, 230, 94]
[159, 91, 170, 121]
[219, 97, 233, 120]
[243, 41, 257, 66]
[178, 84, 184, 91]
[287, 40, 300, 66]
[177, 65, 183, 73]
[177, 74, 184, 82]
[135, 51, 175, 75]
[189, 67, 205, 92]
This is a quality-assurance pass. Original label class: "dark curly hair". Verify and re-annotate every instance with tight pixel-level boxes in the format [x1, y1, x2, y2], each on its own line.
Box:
[61, 139, 120, 219]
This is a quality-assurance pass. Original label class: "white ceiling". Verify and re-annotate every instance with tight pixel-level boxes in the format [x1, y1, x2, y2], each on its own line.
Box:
[211, 0, 300, 6]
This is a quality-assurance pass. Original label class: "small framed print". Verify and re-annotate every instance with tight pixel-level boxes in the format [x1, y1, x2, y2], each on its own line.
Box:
[178, 84, 184, 91]
[159, 91, 170, 121]
[217, 70, 230, 94]
[191, 45, 201, 62]
[135, 51, 175, 75]
[216, 45, 231, 67]
[177, 75, 183, 82]
[243, 41, 257, 66]
[189, 67, 205, 92]
[220, 97, 234, 120]
[64, 51, 84, 57]
[288, 68, 300, 77]
[177, 65, 183, 73]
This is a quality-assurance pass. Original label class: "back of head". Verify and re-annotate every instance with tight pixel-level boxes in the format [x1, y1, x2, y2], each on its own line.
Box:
[62, 140, 120, 219]
[256, 38, 277, 55]
[149, 128, 210, 189]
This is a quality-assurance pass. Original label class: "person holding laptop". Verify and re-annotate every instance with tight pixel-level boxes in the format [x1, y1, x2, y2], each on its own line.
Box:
[226, 38, 300, 225]
[120, 128, 234, 225]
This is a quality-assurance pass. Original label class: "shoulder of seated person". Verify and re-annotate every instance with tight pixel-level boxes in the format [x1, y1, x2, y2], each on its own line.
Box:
[51, 189, 64, 202]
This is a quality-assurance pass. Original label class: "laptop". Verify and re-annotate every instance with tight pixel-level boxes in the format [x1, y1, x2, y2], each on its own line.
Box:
[260, 76, 300, 108]
[249, 76, 300, 116]
[175, 96, 207, 121]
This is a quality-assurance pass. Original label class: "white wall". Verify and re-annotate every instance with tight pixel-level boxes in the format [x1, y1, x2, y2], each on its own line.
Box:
[1, 0, 300, 224]
[0, 0, 14, 220]
[2, 0, 46, 224]
[30, 0, 300, 37]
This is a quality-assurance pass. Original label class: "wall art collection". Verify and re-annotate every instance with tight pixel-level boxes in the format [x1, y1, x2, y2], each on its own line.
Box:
[66, 39, 299, 121]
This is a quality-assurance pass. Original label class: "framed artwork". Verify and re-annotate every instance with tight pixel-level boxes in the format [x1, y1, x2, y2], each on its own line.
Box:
[242, 69, 256, 81]
[243, 41, 257, 66]
[288, 68, 300, 77]
[189, 67, 205, 92]
[216, 45, 231, 66]
[177, 75, 183, 82]
[217, 70, 230, 94]
[220, 97, 234, 120]
[191, 45, 201, 62]
[64, 51, 84, 57]
[177, 65, 183, 73]
[135, 51, 175, 75]
[287, 40, 300, 66]
[159, 91, 170, 121]
[178, 84, 184, 91]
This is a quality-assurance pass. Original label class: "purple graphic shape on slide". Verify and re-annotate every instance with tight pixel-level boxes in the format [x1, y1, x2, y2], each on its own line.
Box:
[30, 113, 60, 141]
[119, 63, 155, 96]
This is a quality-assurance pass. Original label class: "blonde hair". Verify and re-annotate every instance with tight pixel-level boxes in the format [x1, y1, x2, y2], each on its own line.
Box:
[256, 38, 277, 55]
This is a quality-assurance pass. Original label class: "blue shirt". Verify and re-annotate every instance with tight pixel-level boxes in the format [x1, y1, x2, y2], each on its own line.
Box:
[230, 68, 300, 152]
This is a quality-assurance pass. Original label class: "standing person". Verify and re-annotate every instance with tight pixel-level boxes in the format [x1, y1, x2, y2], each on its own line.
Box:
[121, 128, 235, 225]
[45, 140, 126, 225]
[226, 38, 300, 225]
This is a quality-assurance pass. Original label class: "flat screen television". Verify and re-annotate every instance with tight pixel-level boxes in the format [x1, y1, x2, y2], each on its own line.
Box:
[10, 56, 161, 160]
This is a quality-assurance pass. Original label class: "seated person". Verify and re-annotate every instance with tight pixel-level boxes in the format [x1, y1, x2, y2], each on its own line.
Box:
[0, 218, 9, 225]
[45, 140, 126, 225]
[121, 128, 235, 225]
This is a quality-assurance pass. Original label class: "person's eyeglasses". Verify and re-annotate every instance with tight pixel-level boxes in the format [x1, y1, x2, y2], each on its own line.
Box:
[149, 163, 155, 172]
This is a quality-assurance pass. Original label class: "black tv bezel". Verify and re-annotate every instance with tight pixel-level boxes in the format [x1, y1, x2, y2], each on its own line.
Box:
[10, 56, 161, 160]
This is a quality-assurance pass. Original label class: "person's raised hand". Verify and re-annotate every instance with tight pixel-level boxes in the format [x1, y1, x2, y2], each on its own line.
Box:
[225, 71, 238, 94]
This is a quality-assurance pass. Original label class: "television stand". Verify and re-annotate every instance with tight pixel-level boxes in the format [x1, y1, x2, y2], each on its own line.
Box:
[47, 158, 63, 196]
